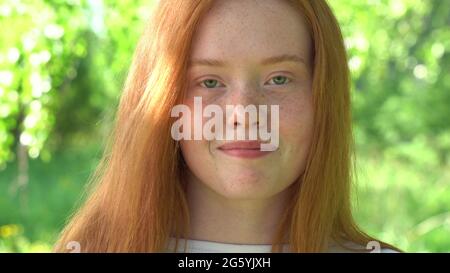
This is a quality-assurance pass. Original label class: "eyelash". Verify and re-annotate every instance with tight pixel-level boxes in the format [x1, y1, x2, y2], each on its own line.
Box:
[199, 78, 226, 89]
[197, 75, 293, 89]
[265, 75, 292, 86]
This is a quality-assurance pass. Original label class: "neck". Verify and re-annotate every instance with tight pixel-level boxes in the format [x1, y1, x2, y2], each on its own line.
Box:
[185, 173, 294, 245]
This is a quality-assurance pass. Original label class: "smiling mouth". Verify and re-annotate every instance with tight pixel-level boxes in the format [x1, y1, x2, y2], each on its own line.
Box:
[217, 141, 274, 159]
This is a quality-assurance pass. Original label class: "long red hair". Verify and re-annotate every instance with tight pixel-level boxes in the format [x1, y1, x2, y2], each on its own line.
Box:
[54, 0, 399, 252]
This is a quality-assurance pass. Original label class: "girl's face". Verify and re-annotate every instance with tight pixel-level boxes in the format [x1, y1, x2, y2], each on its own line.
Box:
[180, 0, 314, 199]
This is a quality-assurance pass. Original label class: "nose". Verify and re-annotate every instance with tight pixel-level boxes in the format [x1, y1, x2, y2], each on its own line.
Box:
[227, 107, 260, 129]
[224, 84, 263, 138]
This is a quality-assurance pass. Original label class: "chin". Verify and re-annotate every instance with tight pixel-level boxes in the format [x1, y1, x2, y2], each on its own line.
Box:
[218, 187, 270, 200]
[216, 173, 275, 199]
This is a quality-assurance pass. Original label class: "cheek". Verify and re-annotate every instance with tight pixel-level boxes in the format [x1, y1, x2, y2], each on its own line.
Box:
[280, 103, 313, 142]
[278, 92, 314, 168]
[180, 140, 202, 162]
[180, 139, 214, 180]
[178, 97, 219, 183]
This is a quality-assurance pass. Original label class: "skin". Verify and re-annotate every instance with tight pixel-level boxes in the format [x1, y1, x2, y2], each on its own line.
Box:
[180, 0, 314, 244]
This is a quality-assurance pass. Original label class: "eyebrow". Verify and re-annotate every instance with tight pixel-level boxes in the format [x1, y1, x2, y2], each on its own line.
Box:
[189, 54, 307, 67]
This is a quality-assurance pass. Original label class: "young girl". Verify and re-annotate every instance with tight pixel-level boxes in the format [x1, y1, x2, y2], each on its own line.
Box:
[54, 0, 400, 253]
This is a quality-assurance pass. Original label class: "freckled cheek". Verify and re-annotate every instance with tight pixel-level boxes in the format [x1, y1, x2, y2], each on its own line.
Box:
[180, 140, 213, 171]
[278, 101, 314, 150]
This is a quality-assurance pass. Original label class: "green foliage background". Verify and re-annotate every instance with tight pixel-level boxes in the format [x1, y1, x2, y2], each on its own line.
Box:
[0, 0, 449, 252]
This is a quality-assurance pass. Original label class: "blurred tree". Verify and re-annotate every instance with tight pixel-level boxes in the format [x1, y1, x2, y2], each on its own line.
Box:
[52, 0, 153, 146]
[0, 0, 89, 203]
[0, 0, 153, 201]
[330, 0, 450, 158]
[329, 0, 450, 252]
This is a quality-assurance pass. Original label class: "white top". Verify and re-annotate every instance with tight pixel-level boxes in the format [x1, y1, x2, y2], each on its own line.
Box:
[166, 238, 399, 253]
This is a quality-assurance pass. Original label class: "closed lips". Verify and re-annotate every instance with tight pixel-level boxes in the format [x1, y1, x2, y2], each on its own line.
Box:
[218, 141, 264, 150]
[217, 141, 273, 159]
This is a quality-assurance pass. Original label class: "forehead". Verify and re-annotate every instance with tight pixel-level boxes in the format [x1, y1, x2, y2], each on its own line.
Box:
[190, 0, 312, 64]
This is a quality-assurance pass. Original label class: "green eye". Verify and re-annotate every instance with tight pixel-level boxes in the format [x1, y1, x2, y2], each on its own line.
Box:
[269, 75, 290, 85]
[201, 79, 220, 88]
